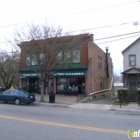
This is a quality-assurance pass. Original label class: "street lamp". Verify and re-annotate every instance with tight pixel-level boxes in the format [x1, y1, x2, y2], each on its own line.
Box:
[105, 46, 109, 53]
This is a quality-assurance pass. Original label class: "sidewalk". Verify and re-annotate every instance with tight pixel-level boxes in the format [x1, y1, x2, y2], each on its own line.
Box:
[35, 94, 77, 105]
[35, 94, 140, 115]
[69, 97, 140, 115]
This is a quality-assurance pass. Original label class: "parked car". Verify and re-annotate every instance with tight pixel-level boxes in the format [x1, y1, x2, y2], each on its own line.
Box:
[0, 87, 6, 92]
[0, 89, 36, 105]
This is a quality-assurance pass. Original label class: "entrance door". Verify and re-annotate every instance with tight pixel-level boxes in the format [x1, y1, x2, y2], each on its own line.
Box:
[29, 78, 39, 93]
[48, 77, 54, 93]
[129, 75, 137, 91]
[78, 77, 85, 94]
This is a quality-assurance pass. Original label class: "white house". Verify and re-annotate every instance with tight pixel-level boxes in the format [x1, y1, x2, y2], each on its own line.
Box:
[121, 37, 140, 101]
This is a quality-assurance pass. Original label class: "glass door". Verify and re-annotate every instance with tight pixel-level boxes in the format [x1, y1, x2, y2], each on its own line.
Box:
[29, 78, 39, 93]
[48, 77, 54, 93]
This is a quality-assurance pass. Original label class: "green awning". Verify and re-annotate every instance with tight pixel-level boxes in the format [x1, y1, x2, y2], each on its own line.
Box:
[19, 73, 40, 78]
[54, 71, 86, 77]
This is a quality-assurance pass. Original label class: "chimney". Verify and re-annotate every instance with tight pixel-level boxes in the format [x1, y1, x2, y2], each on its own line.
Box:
[89, 34, 93, 41]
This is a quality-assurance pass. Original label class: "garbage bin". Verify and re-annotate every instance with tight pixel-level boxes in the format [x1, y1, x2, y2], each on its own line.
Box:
[49, 93, 55, 103]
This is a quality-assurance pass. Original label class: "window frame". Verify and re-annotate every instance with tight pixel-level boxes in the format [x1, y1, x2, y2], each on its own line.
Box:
[98, 56, 102, 69]
[129, 54, 136, 67]
[73, 50, 80, 63]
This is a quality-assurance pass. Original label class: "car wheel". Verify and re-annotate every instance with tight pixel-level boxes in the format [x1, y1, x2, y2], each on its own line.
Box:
[14, 99, 20, 105]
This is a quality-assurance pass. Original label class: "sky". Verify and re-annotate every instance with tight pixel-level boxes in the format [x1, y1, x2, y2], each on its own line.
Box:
[0, 0, 140, 75]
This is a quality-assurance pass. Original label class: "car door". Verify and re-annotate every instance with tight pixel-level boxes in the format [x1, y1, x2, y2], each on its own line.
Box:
[1, 90, 11, 102]
[8, 90, 17, 102]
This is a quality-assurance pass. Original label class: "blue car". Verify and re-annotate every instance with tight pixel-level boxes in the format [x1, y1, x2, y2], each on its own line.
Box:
[0, 89, 36, 105]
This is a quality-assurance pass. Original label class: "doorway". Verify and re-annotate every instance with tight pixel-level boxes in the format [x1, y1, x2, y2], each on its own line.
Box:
[29, 78, 39, 93]
[129, 75, 137, 91]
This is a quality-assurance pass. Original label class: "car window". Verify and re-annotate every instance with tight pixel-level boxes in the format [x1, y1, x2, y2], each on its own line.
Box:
[2, 90, 11, 95]
[9, 90, 17, 95]
[18, 91, 25, 95]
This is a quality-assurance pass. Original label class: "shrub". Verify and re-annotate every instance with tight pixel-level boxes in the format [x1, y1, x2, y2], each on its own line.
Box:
[137, 90, 140, 104]
[117, 89, 129, 103]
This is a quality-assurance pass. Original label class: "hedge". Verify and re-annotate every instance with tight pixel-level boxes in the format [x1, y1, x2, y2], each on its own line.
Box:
[137, 90, 140, 104]
[117, 89, 129, 103]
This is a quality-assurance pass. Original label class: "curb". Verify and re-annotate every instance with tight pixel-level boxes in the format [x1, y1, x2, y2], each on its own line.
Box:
[35, 101, 69, 107]
[111, 108, 140, 115]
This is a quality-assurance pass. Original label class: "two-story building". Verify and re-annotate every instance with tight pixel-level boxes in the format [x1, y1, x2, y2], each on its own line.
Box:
[19, 33, 113, 96]
[122, 37, 140, 101]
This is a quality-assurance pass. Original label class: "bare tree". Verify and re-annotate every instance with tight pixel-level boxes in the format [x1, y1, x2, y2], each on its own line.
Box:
[10, 23, 82, 102]
[0, 50, 20, 89]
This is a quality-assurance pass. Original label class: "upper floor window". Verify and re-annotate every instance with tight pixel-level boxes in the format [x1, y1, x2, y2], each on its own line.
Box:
[129, 54, 136, 66]
[26, 56, 30, 66]
[73, 50, 80, 63]
[57, 52, 62, 63]
[64, 52, 71, 63]
[40, 53, 45, 64]
[98, 56, 102, 68]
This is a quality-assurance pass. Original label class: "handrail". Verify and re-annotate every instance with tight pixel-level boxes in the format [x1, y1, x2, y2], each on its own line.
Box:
[89, 77, 113, 98]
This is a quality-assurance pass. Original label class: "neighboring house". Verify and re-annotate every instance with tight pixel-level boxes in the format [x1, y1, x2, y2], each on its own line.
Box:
[122, 37, 140, 101]
[19, 34, 113, 96]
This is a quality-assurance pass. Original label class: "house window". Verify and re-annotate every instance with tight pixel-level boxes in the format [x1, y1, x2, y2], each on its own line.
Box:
[73, 50, 80, 63]
[98, 56, 102, 68]
[129, 55, 136, 66]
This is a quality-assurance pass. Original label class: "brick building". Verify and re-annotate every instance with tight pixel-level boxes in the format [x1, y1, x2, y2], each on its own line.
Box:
[19, 34, 113, 96]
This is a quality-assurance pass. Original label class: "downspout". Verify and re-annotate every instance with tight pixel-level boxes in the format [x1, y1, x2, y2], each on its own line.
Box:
[105, 47, 109, 78]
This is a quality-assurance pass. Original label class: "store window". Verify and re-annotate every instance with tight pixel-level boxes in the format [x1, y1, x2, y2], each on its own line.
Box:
[48, 77, 53, 93]
[68, 78, 78, 92]
[57, 78, 67, 92]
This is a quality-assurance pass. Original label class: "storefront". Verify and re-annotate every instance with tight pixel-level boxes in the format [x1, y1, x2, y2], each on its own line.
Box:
[19, 70, 87, 95]
[53, 71, 86, 95]
[19, 73, 40, 93]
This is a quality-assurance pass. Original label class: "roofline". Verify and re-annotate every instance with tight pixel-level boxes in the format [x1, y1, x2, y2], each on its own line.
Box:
[121, 67, 140, 74]
[122, 37, 140, 54]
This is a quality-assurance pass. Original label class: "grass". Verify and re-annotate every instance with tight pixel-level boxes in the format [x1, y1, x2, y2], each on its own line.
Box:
[113, 100, 129, 106]
[81, 94, 112, 103]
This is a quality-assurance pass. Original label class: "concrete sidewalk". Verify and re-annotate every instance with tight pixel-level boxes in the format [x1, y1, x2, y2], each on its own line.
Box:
[35, 94, 140, 115]
[35, 94, 77, 105]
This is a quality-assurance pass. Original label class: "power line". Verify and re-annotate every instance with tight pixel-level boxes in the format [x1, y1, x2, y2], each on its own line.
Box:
[0, 20, 139, 45]
[0, 1, 139, 30]
[0, 31, 140, 46]
[96, 34, 140, 44]
[94, 31, 140, 41]
[73, 0, 138, 11]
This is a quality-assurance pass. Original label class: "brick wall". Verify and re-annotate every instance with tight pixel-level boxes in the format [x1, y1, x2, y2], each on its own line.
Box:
[87, 42, 113, 94]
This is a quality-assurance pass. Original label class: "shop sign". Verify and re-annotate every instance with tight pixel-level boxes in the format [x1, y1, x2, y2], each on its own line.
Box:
[19, 73, 40, 78]
[54, 72, 86, 76]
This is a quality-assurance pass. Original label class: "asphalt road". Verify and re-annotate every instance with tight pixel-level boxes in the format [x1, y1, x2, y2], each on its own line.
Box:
[0, 102, 139, 140]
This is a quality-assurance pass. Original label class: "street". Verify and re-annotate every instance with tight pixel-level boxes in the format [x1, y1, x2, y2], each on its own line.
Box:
[0, 102, 139, 140]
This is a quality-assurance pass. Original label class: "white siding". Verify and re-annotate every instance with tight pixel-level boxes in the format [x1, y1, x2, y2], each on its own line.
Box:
[123, 39, 140, 71]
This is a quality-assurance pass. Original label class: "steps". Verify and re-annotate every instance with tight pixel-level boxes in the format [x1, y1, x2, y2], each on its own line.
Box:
[129, 92, 138, 102]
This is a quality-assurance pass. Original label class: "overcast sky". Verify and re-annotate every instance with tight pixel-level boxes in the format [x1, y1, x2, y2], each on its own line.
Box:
[0, 0, 140, 75]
